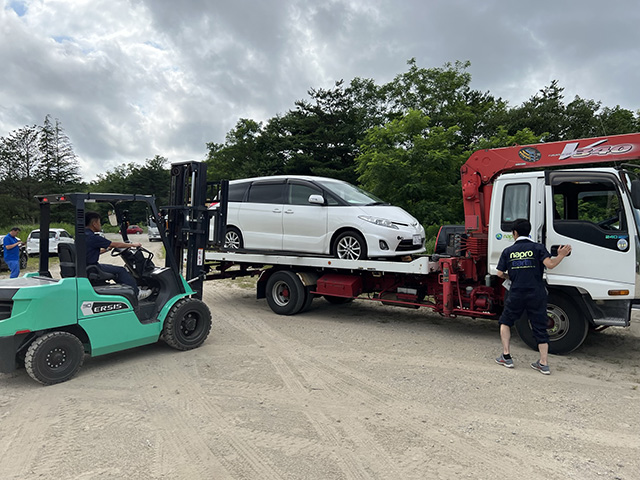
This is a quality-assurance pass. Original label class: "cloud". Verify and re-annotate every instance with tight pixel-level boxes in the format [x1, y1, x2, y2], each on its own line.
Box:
[1, 0, 639, 181]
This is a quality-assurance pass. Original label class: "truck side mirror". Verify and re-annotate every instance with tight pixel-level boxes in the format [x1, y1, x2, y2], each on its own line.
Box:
[631, 180, 640, 209]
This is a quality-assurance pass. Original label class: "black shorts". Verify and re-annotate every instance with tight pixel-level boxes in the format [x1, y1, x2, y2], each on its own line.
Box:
[499, 288, 549, 344]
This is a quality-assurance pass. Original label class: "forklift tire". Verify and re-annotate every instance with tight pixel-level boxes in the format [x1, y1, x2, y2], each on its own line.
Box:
[163, 298, 212, 351]
[265, 271, 306, 315]
[24, 332, 85, 385]
[515, 291, 589, 354]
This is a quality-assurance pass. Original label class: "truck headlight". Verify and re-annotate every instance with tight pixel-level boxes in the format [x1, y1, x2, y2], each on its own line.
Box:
[358, 215, 399, 229]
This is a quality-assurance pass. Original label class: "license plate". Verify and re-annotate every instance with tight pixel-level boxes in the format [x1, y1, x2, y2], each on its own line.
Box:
[413, 234, 421, 246]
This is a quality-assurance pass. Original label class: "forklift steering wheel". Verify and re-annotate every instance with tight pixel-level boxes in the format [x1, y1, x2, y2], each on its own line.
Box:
[110, 245, 140, 257]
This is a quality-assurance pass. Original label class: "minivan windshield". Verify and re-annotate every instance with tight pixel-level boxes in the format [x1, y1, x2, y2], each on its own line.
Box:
[315, 180, 387, 206]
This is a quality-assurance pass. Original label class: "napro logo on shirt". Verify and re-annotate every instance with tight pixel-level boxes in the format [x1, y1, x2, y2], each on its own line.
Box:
[509, 250, 534, 259]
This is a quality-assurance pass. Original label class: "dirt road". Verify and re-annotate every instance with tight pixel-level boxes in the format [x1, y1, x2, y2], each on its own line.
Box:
[1, 239, 639, 479]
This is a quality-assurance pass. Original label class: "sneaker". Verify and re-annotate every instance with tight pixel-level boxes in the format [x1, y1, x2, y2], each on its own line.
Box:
[138, 288, 152, 300]
[495, 354, 514, 368]
[530, 360, 551, 375]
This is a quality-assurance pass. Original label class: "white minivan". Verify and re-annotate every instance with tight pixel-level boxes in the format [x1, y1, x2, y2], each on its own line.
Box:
[209, 176, 426, 260]
[26, 228, 74, 256]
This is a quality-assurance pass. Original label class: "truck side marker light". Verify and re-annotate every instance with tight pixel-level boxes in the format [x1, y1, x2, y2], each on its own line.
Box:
[608, 290, 629, 296]
[15, 330, 31, 335]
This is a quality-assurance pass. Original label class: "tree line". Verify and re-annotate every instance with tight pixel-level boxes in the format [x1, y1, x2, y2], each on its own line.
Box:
[1, 59, 638, 230]
[0, 113, 171, 225]
[207, 60, 640, 230]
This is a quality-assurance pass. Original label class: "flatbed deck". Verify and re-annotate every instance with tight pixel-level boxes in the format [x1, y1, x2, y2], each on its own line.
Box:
[204, 250, 440, 275]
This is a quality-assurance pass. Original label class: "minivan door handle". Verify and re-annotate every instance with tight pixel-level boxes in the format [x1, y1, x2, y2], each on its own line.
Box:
[272, 208, 282, 213]
[284, 209, 294, 214]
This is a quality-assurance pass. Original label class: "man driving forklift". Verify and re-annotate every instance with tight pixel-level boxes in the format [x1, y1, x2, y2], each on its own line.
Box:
[85, 211, 151, 300]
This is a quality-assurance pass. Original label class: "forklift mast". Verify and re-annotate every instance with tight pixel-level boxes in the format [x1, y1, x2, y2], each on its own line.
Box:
[167, 161, 228, 299]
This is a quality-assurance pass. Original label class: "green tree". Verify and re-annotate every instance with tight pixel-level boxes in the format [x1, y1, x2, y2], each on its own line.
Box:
[506, 80, 566, 141]
[0, 125, 42, 223]
[598, 106, 638, 135]
[207, 78, 386, 184]
[38, 115, 81, 191]
[89, 156, 171, 223]
[381, 59, 507, 146]
[206, 118, 277, 182]
[356, 110, 466, 226]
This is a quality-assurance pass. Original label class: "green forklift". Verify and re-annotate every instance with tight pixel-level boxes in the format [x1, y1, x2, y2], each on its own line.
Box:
[0, 162, 219, 385]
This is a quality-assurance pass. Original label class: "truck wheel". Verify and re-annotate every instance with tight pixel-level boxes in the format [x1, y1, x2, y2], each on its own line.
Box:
[332, 231, 367, 260]
[265, 271, 305, 315]
[324, 295, 354, 305]
[224, 227, 243, 250]
[24, 332, 85, 385]
[163, 298, 212, 350]
[515, 292, 588, 354]
[299, 286, 316, 313]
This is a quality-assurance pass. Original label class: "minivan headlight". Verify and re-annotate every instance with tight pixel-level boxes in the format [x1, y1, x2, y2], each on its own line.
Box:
[358, 215, 399, 229]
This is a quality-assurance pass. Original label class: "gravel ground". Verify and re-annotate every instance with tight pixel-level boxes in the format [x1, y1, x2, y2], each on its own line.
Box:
[1, 236, 639, 479]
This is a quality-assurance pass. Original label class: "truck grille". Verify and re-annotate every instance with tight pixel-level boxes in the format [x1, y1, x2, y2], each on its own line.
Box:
[0, 301, 13, 320]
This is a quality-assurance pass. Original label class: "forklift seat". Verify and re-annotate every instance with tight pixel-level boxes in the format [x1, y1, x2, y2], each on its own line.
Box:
[57, 242, 137, 305]
[57, 243, 116, 283]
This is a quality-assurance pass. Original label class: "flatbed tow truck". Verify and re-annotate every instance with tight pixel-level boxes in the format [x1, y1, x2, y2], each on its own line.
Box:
[201, 133, 640, 355]
[3, 134, 640, 385]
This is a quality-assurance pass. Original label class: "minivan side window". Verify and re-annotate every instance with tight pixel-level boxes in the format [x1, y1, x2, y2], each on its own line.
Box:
[288, 184, 322, 205]
[246, 183, 285, 204]
[228, 182, 249, 202]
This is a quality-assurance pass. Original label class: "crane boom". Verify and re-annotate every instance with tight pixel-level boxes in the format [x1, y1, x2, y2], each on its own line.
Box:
[461, 132, 640, 234]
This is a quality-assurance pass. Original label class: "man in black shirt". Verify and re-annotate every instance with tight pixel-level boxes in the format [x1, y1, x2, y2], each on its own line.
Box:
[495, 219, 572, 374]
[85, 211, 151, 300]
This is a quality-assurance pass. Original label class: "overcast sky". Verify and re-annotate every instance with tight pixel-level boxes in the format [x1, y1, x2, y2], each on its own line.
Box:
[2, 0, 640, 182]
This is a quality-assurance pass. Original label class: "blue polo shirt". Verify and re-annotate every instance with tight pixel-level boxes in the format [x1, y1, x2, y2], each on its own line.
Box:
[497, 237, 551, 291]
[85, 230, 111, 265]
[3, 234, 20, 262]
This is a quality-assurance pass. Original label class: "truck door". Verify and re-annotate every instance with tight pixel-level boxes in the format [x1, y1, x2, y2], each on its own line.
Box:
[544, 171, 636, 299]
[487, 174, 545, 273]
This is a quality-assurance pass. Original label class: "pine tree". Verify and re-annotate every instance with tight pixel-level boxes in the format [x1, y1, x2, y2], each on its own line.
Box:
[38, 115, 80, 190]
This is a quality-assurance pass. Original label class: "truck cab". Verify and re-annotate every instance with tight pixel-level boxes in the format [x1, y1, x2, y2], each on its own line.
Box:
[488, 167, 639, 331]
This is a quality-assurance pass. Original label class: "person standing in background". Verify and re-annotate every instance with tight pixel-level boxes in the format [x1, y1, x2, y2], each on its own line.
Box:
[3, 227, 23, 278]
